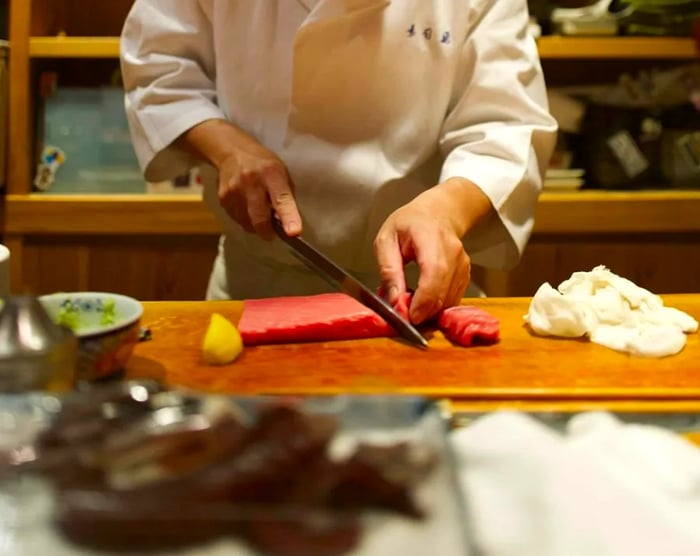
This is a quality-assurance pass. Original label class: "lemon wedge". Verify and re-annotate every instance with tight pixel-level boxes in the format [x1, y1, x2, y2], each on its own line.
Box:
[202, 313, 243, 365]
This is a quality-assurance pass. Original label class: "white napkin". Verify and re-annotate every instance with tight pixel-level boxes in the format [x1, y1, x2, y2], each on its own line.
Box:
[451, 411, 700, 556]
[524, 265, 698, 357]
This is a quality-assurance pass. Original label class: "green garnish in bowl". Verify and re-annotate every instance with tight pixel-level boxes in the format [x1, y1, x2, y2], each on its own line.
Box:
[57, 302, 81, 331]
[52, 296, 117, 333]
[100, 298, 116, 326]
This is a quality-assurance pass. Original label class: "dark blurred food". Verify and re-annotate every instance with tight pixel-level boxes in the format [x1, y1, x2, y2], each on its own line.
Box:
[1, 383, 437, 556]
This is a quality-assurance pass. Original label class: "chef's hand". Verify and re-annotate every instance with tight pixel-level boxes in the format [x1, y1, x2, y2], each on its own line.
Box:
[175, 119, 302, 240]
[217, 144, 302, 240]
[374, 178, 493, 324]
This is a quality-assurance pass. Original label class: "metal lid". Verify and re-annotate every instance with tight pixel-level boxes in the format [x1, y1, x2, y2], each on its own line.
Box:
[0, 295, 75, 358]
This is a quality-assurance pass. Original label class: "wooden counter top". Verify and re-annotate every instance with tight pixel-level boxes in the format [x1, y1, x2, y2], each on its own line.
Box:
[126, 295, 700, 404]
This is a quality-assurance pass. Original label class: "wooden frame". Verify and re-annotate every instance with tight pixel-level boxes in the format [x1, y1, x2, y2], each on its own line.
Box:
[24, 36, 700, 60]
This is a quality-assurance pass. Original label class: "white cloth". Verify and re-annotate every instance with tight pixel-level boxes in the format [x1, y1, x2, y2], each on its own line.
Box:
[120, 0, 557, 296]
[451, 411, 700, 556]
[524, 265, 698, 357]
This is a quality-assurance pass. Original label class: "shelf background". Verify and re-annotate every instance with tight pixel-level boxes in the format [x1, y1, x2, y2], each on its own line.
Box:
[30, 36, 121, 58]
[536, 36, 697, 59]
[6, 0, 700, 299]
[27, 35, 700, 60]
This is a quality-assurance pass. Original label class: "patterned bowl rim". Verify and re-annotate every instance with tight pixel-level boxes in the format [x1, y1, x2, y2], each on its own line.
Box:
[76, 319, 142, 341]
[39, 292, 144, 338]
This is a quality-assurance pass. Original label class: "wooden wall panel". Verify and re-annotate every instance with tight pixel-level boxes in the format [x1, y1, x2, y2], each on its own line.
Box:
[475, 233, 700, 298]
[18, 235, 219, 300]
[22, 239, 89, 292]
[16, 234, 700, 302]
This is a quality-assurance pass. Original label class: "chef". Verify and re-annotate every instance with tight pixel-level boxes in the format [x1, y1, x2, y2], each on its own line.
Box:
[120, 0, 557, 324]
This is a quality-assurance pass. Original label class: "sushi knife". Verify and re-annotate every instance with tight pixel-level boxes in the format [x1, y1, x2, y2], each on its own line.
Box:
[271, 215, 428, 350]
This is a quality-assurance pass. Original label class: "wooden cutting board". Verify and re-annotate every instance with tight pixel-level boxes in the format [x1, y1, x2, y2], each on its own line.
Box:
[125, 295, 700, 401]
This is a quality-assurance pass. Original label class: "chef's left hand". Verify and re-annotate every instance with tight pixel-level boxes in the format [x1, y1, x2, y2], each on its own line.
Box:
[374, 178, 493, 324]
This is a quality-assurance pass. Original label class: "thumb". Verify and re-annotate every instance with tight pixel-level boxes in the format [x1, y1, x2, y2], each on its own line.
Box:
[265, 164, 302, 236]
[374, 230, 406, 304]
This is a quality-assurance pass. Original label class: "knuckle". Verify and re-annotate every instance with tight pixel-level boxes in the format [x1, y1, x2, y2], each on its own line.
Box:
[271, 190, 294, 206]
[240, 169, 259, 186]
[433, 260, 450, 278]
[218, 182, 236, 202]
[373, 231, 391, 250]
[262, 160, 285, 179]
[451, 245, 467, 267]
[219, 189, 238, 207]
[377, 263, 399, 279]
[447, 234, 464, 253]
[462, 255, 472, 273]
[248, 197, 269, 217]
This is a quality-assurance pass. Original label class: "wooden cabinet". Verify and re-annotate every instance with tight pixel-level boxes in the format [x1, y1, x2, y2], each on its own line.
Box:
[5, 0, 220, 300]
[3, 0, 700, 299]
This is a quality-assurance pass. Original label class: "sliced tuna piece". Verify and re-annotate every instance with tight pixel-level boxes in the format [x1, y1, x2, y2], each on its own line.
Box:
[438, 305, 500, 347]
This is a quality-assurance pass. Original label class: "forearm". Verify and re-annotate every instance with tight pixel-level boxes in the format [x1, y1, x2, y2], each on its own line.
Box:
[174, 118, 265, 169]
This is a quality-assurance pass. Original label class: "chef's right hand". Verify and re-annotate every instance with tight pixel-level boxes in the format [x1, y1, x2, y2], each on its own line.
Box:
[175, 118, 302, 240]
[217, 143, 301, 240]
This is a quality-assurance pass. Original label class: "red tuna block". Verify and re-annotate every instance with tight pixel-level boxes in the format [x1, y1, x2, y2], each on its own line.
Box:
[238, 293, 404, 346]
[438, 305, 500, 347]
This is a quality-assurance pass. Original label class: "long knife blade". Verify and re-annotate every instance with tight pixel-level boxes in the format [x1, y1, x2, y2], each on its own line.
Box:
[271, 216, 428, 349]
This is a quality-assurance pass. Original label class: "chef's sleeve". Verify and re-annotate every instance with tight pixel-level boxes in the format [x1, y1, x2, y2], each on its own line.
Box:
[119, 0, 223, 182]
[438, 0, 558, 270]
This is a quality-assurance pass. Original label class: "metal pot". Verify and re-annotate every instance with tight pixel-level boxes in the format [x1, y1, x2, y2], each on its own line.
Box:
[0, 296, 77, 393]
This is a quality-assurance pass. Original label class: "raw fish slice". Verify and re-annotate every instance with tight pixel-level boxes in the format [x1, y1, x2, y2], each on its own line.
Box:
[438, 306, 500, 347]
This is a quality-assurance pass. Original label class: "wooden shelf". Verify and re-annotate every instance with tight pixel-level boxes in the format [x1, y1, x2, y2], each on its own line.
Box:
[536, 36, 697, 59]
[27, 36, 698, 60]
[4, 194, 222, 235]
[5, 190, 700, 236]
[29, 36, 121, 58]
[534, 189, 700, 233]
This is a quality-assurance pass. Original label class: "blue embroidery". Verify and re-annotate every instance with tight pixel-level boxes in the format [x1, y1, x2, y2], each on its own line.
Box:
[407, 23, 450, 44]
[406, 23, 452, 44]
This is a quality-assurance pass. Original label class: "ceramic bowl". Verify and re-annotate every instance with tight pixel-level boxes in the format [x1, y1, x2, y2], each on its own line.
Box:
[39, 292, 143, 381]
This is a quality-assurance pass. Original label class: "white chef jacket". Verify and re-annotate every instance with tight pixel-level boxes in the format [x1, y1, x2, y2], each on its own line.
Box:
[120, 0, 557, 298]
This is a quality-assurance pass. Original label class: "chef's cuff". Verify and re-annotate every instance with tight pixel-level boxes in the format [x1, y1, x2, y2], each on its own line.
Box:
[127, 98, 226, 182]
[439, 148, 541, 271]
